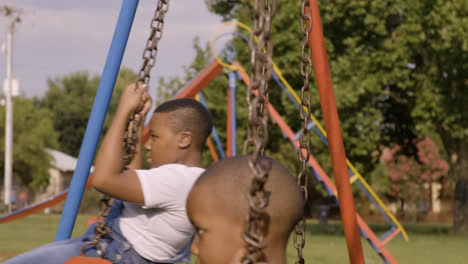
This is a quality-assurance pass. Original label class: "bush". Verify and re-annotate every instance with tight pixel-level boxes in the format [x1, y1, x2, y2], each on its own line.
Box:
[78, 188, 103, 214]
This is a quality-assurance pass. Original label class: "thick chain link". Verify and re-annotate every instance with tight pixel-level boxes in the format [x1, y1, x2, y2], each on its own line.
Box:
[242, 0, 277, 263]
[82, 1, 170, 257]
[138, 0, 169, 87]
[79, 196, 113, 257]
[294, 1, 312, 264]
[122, 112, 142, 167]
[123, 0, 170, 166]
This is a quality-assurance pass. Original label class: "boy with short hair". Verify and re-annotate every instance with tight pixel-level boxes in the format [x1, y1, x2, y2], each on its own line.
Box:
[186, 155, 305, 264]
[5, 83, 213, 264]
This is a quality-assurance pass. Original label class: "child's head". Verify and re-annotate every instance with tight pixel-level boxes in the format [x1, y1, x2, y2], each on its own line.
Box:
[187, 155, 305, 264]
[145, 98, 213, 167]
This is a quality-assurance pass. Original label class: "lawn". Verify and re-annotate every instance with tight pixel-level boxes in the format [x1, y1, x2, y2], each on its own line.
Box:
[1, 214, 467, 263]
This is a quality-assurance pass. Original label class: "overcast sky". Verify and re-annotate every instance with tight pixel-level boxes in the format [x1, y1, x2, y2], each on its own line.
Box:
[0, 0, 227, 98]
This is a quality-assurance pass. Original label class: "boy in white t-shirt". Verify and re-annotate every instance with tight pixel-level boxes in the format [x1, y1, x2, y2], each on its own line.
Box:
[5, 83, 213, 264]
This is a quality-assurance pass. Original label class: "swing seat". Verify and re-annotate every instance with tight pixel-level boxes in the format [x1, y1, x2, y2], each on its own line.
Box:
[65, 256, 112, 264]
[87, 216, 103, 227]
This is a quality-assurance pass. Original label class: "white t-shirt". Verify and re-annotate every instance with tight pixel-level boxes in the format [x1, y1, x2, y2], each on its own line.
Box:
[118, 164, 204, 262]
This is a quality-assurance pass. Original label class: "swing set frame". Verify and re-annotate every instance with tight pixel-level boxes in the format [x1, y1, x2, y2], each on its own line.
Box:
[50, 0, 382, 263]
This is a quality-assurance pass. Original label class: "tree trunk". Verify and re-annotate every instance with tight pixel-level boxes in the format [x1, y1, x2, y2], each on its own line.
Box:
[437, 127, 468, 235]
[428, 182, 433, 213]
[453, 143, 468, 234]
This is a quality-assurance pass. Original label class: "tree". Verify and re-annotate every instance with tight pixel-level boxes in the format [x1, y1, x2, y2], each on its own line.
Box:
[206, 0, 468, 234]
[405, 0, 468, 234]
[0, 97, 58, 190]
[382, 138, 449, 218]
[205, 0, 241, 20]
[208, 0, 468, 234]
[40, 68, 138, 157]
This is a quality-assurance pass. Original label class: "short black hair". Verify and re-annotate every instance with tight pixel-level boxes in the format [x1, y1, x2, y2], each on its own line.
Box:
[154, 98, 213, 151]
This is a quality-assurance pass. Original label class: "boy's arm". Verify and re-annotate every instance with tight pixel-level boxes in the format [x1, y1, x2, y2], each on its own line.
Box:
[92, 83, 151, 204]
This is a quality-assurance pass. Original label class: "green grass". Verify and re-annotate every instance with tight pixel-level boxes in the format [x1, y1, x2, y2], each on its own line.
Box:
[285, 233, 468, 264]
[0, 214, 90, 261]
[1, 214, 468, 263]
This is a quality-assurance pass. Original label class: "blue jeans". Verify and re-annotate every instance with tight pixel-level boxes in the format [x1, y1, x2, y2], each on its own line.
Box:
[3, 201, 164, 264]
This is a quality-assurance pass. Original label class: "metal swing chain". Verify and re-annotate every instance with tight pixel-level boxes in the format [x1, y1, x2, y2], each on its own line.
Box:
[241, 0, 276, 263]
[138, 0, 169, 86]
[294, 1, 312, 264]
[81, 1, 170, 258]
[79, 196, 113, 257]
[123, 0, 170, 166]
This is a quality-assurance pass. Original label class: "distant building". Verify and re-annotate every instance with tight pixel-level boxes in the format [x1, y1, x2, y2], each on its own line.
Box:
[34, 148, 92, 204]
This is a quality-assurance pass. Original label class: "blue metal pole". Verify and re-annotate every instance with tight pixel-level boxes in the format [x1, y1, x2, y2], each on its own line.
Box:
[198, 92, 226, 159]
[228, 72, 237, 156]
[55, 0, 139, 241]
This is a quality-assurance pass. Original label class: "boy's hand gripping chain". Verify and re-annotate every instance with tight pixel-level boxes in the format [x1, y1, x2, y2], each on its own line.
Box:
[242, 0, 276, 263]
[76, 1, 170, 261]
[293, 1, 313, 264]
[124, 0, 170, 165]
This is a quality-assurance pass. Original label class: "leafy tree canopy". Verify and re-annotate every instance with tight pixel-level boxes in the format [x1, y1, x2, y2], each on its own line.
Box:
[205, 0, 468, 232]
[40, 68, 138, 157]
[0, 97, 58, 190]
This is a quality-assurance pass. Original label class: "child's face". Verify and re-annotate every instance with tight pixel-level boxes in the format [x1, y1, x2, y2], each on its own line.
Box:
[145, 112, 180, 167]
[187, 188, 245, 264]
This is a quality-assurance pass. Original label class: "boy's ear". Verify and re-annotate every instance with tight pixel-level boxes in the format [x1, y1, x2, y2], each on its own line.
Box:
[177, 131, 192, 149]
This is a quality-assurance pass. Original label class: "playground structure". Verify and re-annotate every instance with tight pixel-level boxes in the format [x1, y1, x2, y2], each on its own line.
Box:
[0, 0, 410, 263]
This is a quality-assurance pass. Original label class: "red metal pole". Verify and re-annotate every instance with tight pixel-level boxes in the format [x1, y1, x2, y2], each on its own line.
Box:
[206, 138, 219, 162]
[175, 60, 223, 99]
[307, 1, 365, 263]
[0, 177, 93, 224]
